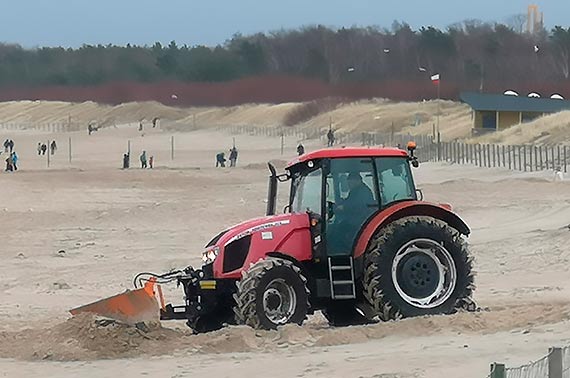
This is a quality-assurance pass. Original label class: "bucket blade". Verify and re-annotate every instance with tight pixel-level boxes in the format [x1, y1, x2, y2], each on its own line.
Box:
[70, 280, 160, 324]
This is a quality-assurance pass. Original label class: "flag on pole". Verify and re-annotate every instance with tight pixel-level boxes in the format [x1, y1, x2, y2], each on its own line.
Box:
[430, 73, 440, 85]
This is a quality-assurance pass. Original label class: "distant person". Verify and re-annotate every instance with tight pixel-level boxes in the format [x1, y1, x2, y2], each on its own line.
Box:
[3, 139, 9, 153]
[215, 152, 226, 167]
[50, 140, 57, 155]
[10, 152, 18, 171]
[140, 151, 147, 169]
[41, 144, 47, 155]
[8, 139, 14, 153]
[327, 129, 335, 147]
[88, 124, 94, 135]
[5, 154, 13, 172]
[122, 153, 130, 169]
[152, 117, 159, 128]
[37, 143, 42, 156]
[297, 143, 305, 156]
[229, 147, 238, 167]
[149, 155, 154, 169]
[139, 121, 143, 132]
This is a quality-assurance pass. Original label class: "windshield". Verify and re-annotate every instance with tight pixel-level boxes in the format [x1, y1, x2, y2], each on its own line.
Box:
[291, 168, 322, 215]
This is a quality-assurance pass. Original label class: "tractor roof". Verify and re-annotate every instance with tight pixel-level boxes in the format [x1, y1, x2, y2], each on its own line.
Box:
[286, 147, 408, 169]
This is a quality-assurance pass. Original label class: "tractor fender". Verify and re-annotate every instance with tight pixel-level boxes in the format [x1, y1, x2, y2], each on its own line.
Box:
[353, 201, 470, 259]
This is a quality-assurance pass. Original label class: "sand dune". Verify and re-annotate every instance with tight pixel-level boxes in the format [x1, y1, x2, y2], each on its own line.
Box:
[471, 111, 570, 145]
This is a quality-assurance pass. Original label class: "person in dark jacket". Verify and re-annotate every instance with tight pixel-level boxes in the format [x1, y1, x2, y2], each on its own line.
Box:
[216, 152, 226, 167]
[297, 143, 305, 156]
[140, 151, 147, 169]
[122, 153, 130, 169]
[229, 147, 238, 167]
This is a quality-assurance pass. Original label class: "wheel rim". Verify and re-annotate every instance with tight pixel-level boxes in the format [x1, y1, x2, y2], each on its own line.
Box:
[262, 278, 297, 325]
[391, 238, 457, 309]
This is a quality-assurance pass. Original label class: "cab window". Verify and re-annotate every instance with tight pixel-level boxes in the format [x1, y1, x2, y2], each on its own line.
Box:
[376, 157, 416, 206]
[291, 168, 322, 215]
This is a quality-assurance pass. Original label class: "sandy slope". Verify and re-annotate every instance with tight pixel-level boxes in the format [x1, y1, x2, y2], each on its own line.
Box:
[0, 123, 568, 377]
[0, 99, 472, 140]
[2, 99, 570, 146]
[471, 111, 570, 145]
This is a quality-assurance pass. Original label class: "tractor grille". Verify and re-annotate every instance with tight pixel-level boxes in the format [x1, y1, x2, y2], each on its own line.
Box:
[223, 235, 251, 273]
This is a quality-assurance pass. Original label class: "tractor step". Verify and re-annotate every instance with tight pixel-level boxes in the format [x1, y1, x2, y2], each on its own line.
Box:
[331, 265, 352, 271]
[328, 257, 356, 300]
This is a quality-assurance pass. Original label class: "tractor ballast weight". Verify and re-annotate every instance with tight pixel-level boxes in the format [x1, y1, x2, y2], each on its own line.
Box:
[71, 145, 475, 332]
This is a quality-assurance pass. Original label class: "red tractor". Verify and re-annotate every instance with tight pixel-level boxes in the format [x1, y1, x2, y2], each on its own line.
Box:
[72, 144, 475, 332]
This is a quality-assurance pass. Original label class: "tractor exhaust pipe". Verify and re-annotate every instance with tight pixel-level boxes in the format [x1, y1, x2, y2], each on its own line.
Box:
[266, 162, 278, 216]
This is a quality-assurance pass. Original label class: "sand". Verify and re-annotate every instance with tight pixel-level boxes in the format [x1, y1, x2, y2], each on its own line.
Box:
[0, 99, 472, 140]
[0, 109, 569, 377]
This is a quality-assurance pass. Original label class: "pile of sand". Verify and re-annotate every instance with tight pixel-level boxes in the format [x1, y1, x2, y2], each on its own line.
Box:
[2, 302, 568, 361]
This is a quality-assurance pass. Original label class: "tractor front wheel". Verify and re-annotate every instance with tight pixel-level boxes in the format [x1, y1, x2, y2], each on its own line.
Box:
[363, 216, 474, 321]
[234, 257, 309, 329]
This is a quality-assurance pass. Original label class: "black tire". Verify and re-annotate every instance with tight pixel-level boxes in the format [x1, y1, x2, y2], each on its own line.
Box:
[363, 216, 475, 321]
[233, 257, 309, 330]
[321, 304, 370, 327]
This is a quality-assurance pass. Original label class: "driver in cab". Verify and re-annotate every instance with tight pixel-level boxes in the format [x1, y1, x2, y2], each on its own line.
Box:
[336, 172, 374, 216]
[327, 172, 375, 255]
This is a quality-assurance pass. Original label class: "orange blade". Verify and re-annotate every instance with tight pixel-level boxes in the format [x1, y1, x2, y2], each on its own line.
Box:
[70, 280, 160, 324]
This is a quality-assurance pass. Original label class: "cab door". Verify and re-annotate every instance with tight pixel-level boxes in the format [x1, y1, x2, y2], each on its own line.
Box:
[324, 158, 380, 256]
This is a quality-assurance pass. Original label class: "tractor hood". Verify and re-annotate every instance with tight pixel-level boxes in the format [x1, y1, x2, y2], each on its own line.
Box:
[212, 213, 307, 248]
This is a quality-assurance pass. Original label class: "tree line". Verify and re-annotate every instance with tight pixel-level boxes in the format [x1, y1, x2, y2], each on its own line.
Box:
[0, 21, 569, 96]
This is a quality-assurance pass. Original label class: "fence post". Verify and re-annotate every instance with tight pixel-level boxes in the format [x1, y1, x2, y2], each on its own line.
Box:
[47, 140, 50, 168]
[548, 347, 563, 378]
[529, 146, 533, 172]
[502, 145, 506, 167]
[545, 146, 550, 170]
[280, 133, 284, 155]
[523, 145, 527, 171]
[564, 146, 568, 173]
[492, 144, 496, 167]
[508, 145, 512, 170]
[68, 137, 72, 163]
[552, 146, 556, 170]
[453, 142, 458, 163]
[518, 146, 522, 171]
[557, 146, 561, 170]
[478, 144, 482, 167]
[539, 146, 544, 169]
[170, 136, 174, 160]
[490, 363, 505, 378]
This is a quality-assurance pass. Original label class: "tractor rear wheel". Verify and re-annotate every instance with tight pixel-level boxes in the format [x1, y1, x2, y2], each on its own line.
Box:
[363, 216, 474, 321]
[233, 257, 309, 329]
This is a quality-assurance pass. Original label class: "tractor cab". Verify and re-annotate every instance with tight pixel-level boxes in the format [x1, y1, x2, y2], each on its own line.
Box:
[269, 145, 419, 259]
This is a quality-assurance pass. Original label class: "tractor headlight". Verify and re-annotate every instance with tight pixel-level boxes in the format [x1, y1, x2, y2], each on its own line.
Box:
[202, 246, 220, 265]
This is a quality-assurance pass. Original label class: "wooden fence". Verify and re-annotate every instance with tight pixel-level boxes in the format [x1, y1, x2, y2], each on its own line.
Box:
[0, 121, 83, 132]
[433, 141, 569, 173]
[214, 124, 569, 174]
[487, 345, 570, 378]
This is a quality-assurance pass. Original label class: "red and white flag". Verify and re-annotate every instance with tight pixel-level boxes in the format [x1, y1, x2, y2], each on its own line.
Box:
[431, 73, 440, 85]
